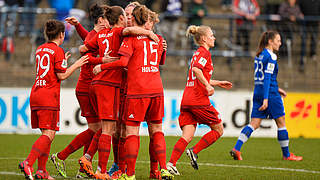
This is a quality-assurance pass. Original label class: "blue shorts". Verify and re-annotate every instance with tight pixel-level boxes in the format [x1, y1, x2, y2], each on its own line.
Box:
[251, 95, 285, 119]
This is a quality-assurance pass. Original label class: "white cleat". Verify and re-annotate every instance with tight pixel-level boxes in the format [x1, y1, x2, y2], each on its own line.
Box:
[166, 162, 180, 176]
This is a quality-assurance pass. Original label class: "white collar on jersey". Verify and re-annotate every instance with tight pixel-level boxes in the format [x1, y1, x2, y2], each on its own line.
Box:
[266, 48, 277, 61]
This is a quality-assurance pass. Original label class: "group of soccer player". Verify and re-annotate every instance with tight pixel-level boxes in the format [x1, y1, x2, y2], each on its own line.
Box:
[18, 1, 302, 180]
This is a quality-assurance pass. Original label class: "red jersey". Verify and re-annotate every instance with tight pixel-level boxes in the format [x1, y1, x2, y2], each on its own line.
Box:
[118, 35, 165, 98]
[76, 30, 102, 93]
[86, 27, 124, 86]
[30, 42, 67, 110]
[181, 46, 213, 107]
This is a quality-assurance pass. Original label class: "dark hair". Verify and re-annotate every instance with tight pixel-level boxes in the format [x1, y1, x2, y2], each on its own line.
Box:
[105, 6, 124, 25]
[44, 19, 65, 41]
[256, 30, 279, 57]
[89, 4, 107, 24]
[132, 5, 149, 26]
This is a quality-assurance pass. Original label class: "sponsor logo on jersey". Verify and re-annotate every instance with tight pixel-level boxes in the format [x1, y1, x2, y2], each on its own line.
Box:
[61, 59, 68, 68]
[198, 57, 207, 66]
[265, 63, 275, 74]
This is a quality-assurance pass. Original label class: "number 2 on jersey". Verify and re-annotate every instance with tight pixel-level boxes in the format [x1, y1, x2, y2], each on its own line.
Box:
[102, 39, 110, 57]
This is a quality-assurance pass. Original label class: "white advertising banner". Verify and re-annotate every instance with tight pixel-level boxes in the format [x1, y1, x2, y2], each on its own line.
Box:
[0, 88, 278, 137]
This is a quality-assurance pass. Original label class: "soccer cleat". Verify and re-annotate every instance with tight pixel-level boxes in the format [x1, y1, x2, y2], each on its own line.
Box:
[160, 169, 174, 180]
[283, 153, 303, 161]
[111, 170, 123, 179]
[230, 148, 243, 160]
[186, 148, 199, 170]
[116, 174, 136, 180]
[149, 169, 161, 179]
[50, 153, 67, 177]
[108, 162, 119, 176]
[166, 162, 180, 176]
[75, 169, 88, 179]
[34, 170, 54, 180]
[78, 156, 95, 178]
[95, 170, 112, 180]
[18, 161, 34, 180]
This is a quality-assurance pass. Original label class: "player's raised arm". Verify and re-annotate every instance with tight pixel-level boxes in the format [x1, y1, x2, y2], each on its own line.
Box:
[57, 54, 89, 80]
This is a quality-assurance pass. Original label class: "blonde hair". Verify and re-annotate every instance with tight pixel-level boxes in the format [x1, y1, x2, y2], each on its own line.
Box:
[148, 9, 159, 24]
[186, 25, 211, 46]
[126, 1, 141, 9]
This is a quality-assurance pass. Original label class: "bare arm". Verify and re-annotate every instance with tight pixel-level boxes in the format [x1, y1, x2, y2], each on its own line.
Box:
[210, 80, 233, 89]
[57, 55, 89, 80]
[192, 67, 214, 96]
[122, 27, 159, 43]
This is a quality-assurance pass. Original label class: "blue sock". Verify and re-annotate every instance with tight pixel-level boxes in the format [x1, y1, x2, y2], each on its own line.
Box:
[278, 127, 290, 157]
[234, 125, 254, 151]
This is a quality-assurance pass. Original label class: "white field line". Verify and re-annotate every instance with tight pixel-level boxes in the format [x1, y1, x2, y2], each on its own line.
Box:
[1, 157, 319, 175]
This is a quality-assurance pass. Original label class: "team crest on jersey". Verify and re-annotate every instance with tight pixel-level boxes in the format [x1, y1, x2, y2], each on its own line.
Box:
[61, 59, 68, 68]
[198, 57, 207, 66]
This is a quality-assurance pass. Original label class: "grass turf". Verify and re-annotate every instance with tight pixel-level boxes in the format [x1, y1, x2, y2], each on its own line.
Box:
[0, 134, 319, 179]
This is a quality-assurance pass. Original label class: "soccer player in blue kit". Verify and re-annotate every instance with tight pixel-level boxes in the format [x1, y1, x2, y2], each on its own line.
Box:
[230, 31, 303, 161]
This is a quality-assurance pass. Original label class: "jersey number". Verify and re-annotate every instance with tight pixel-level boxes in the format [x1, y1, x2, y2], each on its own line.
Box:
[102, 39, 110, 57]
[143, 41, 158, 66]
[254, 60, 264, 81]
[187, 56, 197, 81]
[36, 54, 50, 79]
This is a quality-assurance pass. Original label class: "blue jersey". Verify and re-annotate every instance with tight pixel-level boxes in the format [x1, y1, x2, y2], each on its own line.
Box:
[251, 48, 285, 119]
[253, 48, 279, 99]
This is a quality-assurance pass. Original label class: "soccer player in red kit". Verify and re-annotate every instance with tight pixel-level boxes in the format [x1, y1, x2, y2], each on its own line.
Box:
[50, 4, 117, 179]
[78, 5, 159, 180]
[18, 19, 88, 180]
[93, 5, 173, 180]
[166, 25, 233, 176]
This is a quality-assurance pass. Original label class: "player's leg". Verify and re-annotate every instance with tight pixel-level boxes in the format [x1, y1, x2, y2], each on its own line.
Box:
[116, 123, 126, 175]
[34, 129, 56, 180]
[149, 122, 174, 180]
[231, 118, 261, 160]
[19, 110, 56, 180]
[167, 124, 196, 175]
[147, 123, 160, 178]
[275, 116, 302, 161]
[191, 122, 223, 154]
[124, 124, 140, 179]
[95, 120, 115, 179]
[108, 120, 121, 177]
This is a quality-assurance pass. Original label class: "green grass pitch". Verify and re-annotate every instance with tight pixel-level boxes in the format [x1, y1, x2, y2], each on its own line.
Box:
[0, 134, 319, 179]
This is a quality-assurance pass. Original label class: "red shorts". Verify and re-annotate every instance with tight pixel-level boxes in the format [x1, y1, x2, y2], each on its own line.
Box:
[124, 96, 164, 126]
[31, 110, 60, 131]
[178, 105, 221, 128]
[90, 84, 120, 120]
[76, 91, 99, 124]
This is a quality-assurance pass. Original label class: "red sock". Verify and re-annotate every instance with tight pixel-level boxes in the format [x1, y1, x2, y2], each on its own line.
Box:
[86, 129, 102, 161]
[118, 137, 126, 172]
[98, 134, 111, 173]
[26, 135, 51, 167]
[152, 132, 167, 170]
[149, 137, 158, 172]
[125, 135, 140, 176]
[112, 135, 119, 164]
[192, 130, 220, 154]
[38, 142, 51, 171]
[57, 129, 95, 160]
[169, 138, 188, 166]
